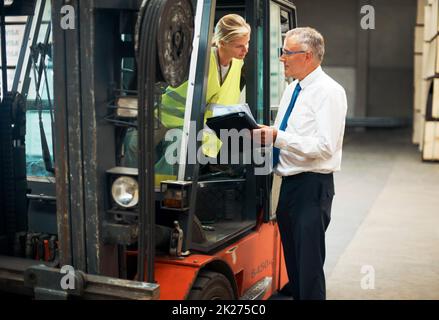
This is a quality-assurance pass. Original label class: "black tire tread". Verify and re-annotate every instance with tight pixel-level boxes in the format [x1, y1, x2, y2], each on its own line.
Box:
[187, 270, 234, 300]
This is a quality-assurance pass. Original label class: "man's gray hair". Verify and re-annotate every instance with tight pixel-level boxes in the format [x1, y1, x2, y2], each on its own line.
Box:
[286, 27, 325, 62]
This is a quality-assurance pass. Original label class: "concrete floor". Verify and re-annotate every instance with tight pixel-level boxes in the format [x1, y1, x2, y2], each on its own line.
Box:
[326, 128, 439, 299]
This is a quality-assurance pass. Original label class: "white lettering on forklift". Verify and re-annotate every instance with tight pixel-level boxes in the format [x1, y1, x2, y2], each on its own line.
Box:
[226, 246, 238, 265]
[360, 5, 375, 30]
[60, 265, 75, 290]
[60, 5, 75, 30]
[360, 265, 375, 290]
[172, 304, 206, 318]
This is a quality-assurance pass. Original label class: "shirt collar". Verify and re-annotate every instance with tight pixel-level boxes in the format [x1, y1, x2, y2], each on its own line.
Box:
[298, 65, 323, 89]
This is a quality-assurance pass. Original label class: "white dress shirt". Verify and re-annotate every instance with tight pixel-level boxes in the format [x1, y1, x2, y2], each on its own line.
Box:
[272, 65, 348, 176]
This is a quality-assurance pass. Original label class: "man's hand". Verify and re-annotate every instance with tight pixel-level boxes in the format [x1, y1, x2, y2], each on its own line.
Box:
[252, 125, 278, 146]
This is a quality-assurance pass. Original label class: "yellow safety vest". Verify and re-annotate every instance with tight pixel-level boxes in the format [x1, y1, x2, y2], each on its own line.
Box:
[205, 49, 244, 116]
[155, 49, 243, 184]
[160, 48, 243, 128]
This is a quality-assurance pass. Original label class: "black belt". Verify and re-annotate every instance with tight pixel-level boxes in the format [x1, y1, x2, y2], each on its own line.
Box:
[282, 171, 333, 181]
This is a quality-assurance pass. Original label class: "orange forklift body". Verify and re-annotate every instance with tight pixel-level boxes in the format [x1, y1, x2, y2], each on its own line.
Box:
[151, 222, 288, 299]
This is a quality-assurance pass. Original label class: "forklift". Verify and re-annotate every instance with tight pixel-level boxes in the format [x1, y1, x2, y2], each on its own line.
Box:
[0, 0, 297, 299]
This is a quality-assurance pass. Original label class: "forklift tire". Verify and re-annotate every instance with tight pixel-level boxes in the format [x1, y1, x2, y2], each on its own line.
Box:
[187, 270, 235, 300]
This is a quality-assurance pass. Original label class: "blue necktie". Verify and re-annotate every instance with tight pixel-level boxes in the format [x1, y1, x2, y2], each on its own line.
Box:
[273, 83, 302, 168]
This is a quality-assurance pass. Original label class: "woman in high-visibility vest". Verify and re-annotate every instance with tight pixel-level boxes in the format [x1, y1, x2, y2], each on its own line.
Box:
[124, 14, 251, 184]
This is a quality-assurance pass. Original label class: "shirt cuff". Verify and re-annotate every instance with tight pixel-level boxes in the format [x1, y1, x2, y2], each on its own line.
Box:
[274, 129, 289, 149]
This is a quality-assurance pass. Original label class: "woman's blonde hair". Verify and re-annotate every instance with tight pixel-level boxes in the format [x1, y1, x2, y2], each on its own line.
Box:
[212, 14, 251, 47]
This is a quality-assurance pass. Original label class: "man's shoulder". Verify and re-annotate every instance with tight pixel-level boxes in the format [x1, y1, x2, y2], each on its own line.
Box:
[305, 73, 346, 102]
[319, 71, 346, 95]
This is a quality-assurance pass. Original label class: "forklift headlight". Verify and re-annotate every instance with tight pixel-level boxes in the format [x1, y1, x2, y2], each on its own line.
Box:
[111, 176, 139, 208]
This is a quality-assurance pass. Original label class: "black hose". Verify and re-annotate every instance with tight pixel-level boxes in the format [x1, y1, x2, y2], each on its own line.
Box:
[0, 0, 8, 96]
[136, 0, 162, 283]
[0, 93, 17, 255]
[31, 40, 54, 174]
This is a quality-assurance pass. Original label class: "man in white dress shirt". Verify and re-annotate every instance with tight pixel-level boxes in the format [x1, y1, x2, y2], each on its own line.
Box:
[254, 27, 347, 300]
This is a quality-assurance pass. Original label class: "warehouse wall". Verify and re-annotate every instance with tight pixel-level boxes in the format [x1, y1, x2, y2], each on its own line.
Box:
[368, 0, 416, 118]
[292, 0, 417, 120]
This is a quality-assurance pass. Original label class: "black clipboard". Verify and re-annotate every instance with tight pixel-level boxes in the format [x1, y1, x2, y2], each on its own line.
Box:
[205, 111, 258, 137]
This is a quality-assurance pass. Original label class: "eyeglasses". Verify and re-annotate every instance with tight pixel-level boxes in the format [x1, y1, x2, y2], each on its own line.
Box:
[279, 48, 306, 57]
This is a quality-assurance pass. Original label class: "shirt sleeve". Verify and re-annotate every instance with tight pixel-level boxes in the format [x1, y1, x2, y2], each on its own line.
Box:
[274, 88, 347, 160]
